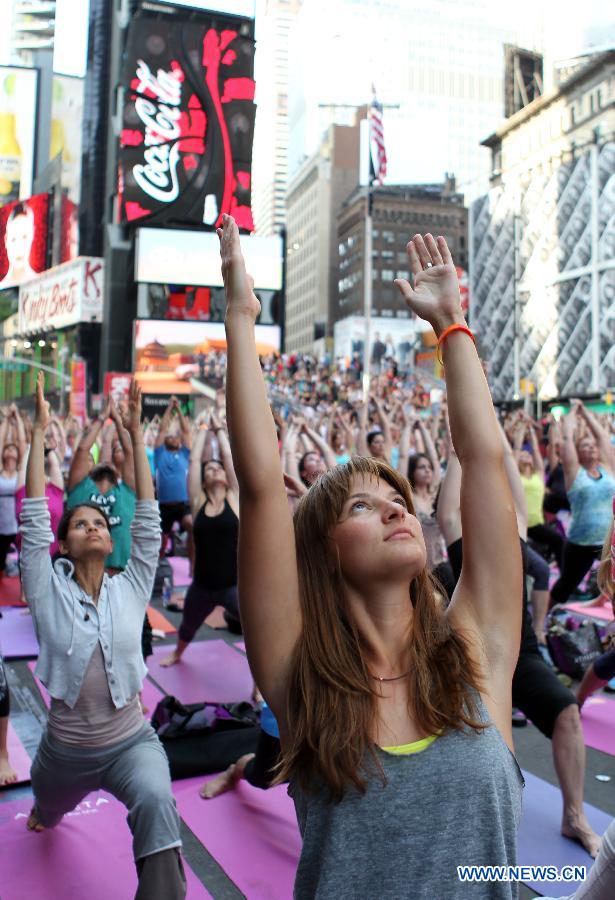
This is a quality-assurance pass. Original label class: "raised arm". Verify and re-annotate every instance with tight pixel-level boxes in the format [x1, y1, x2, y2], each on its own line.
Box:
[211, 410, 239, 494]
[372, 397, 393, 458]
[577, 401, 615, 472]
[395, 235, 521, 705]
[119, 381, 154, 501]
[560, 411, 580, 492]
[282, 425, 301, 485]
[355, 400, 369, 456]
[415, 418, 441, 489]
[527, 421, 545, 476]
[154, 400, 174, 449]
[109, 399, 136, 492]
[435, 445, 462, 547]
[187, 415, 207, 516]
[22, 374, 54, 604]
[67, 399, 109, 491]
[220, 214, 300, 725]
[546, 415, 561, 473]
[175, 400, 192, 451]
[301, 422, 337, 470]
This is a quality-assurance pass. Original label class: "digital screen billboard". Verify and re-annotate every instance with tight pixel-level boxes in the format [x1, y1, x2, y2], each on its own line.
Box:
[0, 66, 38, 207]
[118, 8, 256, 231]
[134, 318, 280, 395]
[50, 75, 85, 203]
[0, 193, 49, 291]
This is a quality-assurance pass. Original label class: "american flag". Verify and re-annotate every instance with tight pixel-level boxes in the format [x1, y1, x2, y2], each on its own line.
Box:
[369, 88, 387, 185]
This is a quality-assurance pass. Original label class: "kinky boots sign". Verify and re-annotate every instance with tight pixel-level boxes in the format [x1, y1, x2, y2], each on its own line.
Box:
[18, 257, 104, 334]
[118, 7, 256, 232]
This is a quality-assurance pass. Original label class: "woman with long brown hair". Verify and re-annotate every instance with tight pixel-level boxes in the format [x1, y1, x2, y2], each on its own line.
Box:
[220, 215, 523, 898]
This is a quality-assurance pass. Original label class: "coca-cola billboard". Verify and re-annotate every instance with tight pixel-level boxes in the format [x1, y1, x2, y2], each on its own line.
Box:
[18, 256, 104, 334]
[118, 8, 256, 231]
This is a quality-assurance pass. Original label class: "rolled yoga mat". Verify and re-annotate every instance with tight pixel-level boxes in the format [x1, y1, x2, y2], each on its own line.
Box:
[169, 556, 191, 587]
[0, 791, 212, 899]
[173, 775, 301, 900]
[0, 608, 39, 659]
[149, 640, 253, 704]
[518, 770, 612, 895]
[579, 695, 615, 756]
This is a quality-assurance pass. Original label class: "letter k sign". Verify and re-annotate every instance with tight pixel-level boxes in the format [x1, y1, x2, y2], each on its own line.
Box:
[84, 261, 103, 299]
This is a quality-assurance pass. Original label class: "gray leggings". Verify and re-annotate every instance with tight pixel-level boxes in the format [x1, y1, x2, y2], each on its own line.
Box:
[31, 723, 185, 899]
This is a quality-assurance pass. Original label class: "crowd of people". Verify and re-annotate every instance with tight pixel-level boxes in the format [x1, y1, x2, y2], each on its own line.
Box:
[0, 217, 614, 898]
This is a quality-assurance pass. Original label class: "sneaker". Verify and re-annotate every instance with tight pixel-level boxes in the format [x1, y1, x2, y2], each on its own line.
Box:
[512, 708, 527, 727]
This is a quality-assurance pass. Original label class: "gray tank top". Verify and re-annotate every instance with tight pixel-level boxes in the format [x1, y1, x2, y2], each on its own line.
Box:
[290, 694, 524, 899]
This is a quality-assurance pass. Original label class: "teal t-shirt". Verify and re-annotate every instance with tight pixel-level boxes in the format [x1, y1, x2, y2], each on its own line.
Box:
[67, 477, 136, 570]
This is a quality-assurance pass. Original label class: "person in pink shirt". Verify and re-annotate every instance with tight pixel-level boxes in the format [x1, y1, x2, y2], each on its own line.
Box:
[16, 440, 64, 557]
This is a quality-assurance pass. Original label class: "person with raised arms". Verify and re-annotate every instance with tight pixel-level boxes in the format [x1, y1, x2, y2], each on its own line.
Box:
[21, 374, 185, 900]
[219, 214, 523, 899]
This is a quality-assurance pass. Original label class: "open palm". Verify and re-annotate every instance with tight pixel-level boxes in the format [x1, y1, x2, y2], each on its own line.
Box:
[395, 234, 463, 332]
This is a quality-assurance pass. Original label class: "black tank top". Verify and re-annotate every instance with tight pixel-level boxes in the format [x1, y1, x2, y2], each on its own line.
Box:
[193, 499, 238, 589]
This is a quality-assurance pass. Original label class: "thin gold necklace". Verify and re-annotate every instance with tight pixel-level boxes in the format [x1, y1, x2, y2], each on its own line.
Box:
[369, 670, 411, 683]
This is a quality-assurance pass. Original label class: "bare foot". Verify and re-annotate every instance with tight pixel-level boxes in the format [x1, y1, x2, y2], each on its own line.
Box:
[159, 650, 183, 668]
[562, 815, 602, 858]
[27, 807, 46, 832]
[199, 754, 254, 799]
[0, 753, 18, 786]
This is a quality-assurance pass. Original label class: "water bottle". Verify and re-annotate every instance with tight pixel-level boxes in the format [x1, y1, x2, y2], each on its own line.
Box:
[162, 577, 172, 609]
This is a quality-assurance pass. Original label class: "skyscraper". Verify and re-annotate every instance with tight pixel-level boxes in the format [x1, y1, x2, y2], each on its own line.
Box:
[287, 0, 609, 201]
[251, 0, 302, 235]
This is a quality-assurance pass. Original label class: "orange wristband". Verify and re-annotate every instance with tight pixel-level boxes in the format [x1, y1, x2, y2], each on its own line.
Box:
[436, 324, 475, 366]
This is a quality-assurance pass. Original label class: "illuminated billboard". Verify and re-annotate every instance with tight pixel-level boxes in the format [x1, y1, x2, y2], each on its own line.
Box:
[118, 8, 256, 230]
[134, 318, 280, 394]
[135, 228, 282, 290]
[0, 194, 49, 291]
[50, 75, 85, 203]
[0, 66, 38, 207]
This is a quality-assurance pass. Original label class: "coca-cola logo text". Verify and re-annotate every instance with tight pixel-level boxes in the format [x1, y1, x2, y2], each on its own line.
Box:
[132, 60, 183, 204]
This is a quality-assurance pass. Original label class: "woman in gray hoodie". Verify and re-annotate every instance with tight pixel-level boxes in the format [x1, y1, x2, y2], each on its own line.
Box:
[21, 374, 185, 900]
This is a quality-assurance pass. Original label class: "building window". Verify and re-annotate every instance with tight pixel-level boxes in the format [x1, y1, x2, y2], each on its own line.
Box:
[381, 269, 395, 282]
[382, 250, 394, 259]
[382, 230, 394, 243]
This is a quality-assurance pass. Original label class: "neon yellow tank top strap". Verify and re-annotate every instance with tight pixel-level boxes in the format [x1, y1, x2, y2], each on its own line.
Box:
[381, 734, 438, 755]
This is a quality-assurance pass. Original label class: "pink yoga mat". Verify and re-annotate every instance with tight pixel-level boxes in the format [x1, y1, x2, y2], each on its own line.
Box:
[149, 640, 253, 704]
[565, 600, 613, 622]
[3, 723, 32, 787]
[169, 556, 191, 587]
[174, 776, 301, 899]
[519, 771, 611, 894]
[580, 696, 615, 756]
[0, 608, 39, 659]
[0, 791, 212, 899]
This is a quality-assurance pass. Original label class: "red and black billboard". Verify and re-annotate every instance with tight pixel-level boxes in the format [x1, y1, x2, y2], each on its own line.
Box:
[118, 8, 255, 231]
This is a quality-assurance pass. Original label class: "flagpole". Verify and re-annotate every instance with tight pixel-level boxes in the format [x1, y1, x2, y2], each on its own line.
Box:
[363, 182, 373, 403]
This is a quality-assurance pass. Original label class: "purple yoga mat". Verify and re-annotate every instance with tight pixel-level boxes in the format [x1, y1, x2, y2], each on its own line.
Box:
[169, 555, 191, 587]
[149, 640, 253, 704]
[174, 776, 301, 899]
[580, 696, 615, 756]
[518, 771, 611, 894]
[4, 723, 31, 786]
[0, 608, 39, 659]
[0, 791, 212, 899]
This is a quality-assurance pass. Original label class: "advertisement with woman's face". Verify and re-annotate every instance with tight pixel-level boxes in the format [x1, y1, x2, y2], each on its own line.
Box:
[0, 194, 49, 289]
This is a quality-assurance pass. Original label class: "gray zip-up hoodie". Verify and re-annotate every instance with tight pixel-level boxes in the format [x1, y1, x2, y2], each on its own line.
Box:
[20, 496, 160, 709]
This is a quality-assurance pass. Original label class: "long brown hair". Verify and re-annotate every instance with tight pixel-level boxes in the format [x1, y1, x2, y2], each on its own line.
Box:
[277, 457, 485, 801]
